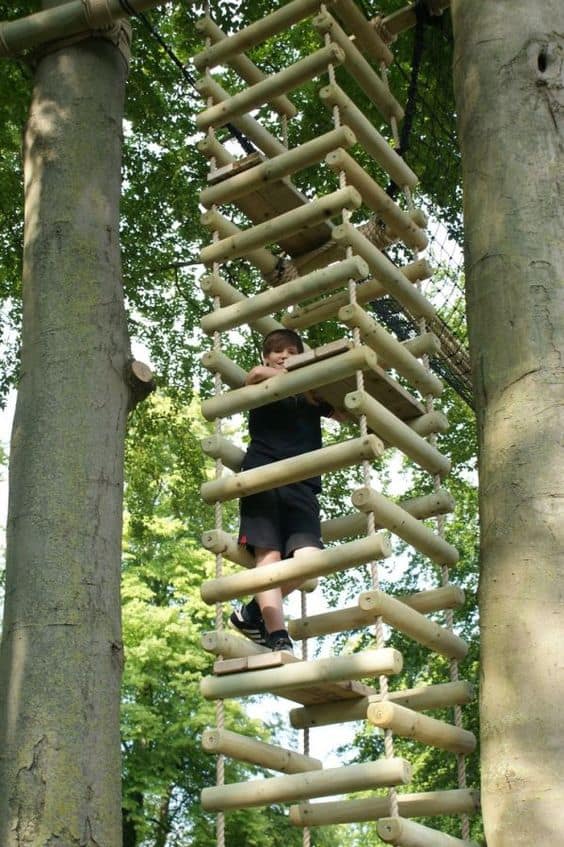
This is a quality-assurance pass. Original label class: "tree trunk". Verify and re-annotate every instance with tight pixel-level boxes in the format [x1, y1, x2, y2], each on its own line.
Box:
[0, 12, 131, 845]
[452, 3, 564, 845]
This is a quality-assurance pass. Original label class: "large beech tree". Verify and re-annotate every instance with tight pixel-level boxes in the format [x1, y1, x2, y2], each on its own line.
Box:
[452, 2, 564, 845]
[0, 10, 133, 843]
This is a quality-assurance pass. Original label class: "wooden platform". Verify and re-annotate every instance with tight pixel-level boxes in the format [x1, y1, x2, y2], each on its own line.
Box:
[213, 651, 375, 706]
[286, 341, 425, 422]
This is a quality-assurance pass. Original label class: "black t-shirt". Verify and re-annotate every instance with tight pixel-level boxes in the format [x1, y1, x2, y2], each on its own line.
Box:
[242, 394, 333, 492]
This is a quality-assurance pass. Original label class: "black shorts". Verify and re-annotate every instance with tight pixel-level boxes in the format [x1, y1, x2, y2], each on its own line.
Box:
[238, 482, 323, 558]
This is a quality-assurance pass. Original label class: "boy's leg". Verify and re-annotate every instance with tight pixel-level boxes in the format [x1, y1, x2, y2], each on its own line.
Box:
[254, 547, 284, 633]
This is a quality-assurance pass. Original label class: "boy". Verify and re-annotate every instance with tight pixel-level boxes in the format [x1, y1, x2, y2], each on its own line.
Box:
[230, 329, 338, 653]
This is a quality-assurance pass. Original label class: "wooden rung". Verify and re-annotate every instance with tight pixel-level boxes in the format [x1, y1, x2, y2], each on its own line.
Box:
[283, 258, 432, 329]
[200, 186, 361, 265]
[196, 43, 346, 131]
[326, 149, 427, 251]
[352, 486, 458, 566]
[377, 1, 451, 40]
[320, 83, 418, 188]
[198, 135, 236, 169]
[195, 17, 297, 119]
[378, 816, 479, 847]
[193, 0, 323, 71]
[201, 434, 383, 504]
[201, 758, 412, 811]
[201, 630, 269, 659]
[339, 303, 443, 397]
[289, 680, 474, 729]
[202, 728, 322, 774]
[201, 256, 368, 334]
[289, 590, 467, 660]
[408, 411, 449, 437]
[359, 590, 468, 660]
[206, 153, 264, 185]
[201, 350, 246, 389]
[289, 592, 466, 658]
[197, 75, 287, 159]
[403, 332, 441, 360]
[321, 488, 455, 542]
[367, 701, 476, 755]
[200, 273, 283, 338]
[200, 125, 356, 208]
[401, 584, 466, 614]
[200, 532, 391, 605]
[329, 0, 394, 66]
[201, 646, 402, 701]
[289, 788, 480, 826]
[347, 392, 451, 477]
[201, 345, 378, 421]
[332, 222, 436, 320]
[200, 208, 278, 276]
[201, 529, 254, 568]
[313, 12, 404, 123]
[201, 434, 245, 473]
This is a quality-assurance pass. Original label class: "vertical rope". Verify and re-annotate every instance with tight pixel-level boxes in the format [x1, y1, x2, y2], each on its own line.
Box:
[204, 27, 225, 847]
[300, 589, 311, 847]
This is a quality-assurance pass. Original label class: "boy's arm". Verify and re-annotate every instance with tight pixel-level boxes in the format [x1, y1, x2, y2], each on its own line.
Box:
[245, 365, 284, 385]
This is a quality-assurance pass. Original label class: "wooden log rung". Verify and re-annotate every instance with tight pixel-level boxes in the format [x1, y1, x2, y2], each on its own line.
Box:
[200, 186, 361, 266]
[201, 434, 383, 504]
[377, 816, 480, 847]
[201, 344, 378, 422]
[339, 303, 443, 397]
[197, 75, 288, 160]
[195, 16, 297, 119]
[332, 222, 435, 320]
[289, 680, 474, 729]
[326, 148, 427, 251]
[193, 0, 324, 71]
[201, 758, 412, 811]
[352, 485, 458, 566]
[200, 256, 368, 334]
[200, 532, 391, 605]
[196, 43, 346, 131]
[200, 207, 278, 275]
[201, 647, 403, 701]
[201, 350, 246, 389]
[200, 273, 283, 338]
[329, 0, 394, 66]
[289, 788, 481, 826]
[319, 83, 418, 188]
[367, 701, 476, 755]
[289, 589, 468, 660]
[313, 11, 404, 123]
[202, 727, 322, 774]
[283, 257, 432, 329]
[200, 434, 245, 472]
[200, 125, 356, 208]
[321, 488, 455, 542]
[346, 392, 452, 478]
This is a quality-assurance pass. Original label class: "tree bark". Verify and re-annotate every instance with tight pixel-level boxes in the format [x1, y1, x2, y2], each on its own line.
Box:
[452, 3, 564, 845]
[0, 11, 131, 845]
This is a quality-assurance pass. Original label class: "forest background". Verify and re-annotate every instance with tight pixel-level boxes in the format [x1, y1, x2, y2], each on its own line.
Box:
[0, 1, 481, 845]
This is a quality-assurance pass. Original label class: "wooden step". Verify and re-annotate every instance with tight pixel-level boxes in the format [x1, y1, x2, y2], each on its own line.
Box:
[378, 817, 479, 847]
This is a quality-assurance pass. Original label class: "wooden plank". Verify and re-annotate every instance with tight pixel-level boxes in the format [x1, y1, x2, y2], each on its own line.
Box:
[285, 339, 353, 370]
[316, 362, 425, 422]
[207, 152, 264, 184]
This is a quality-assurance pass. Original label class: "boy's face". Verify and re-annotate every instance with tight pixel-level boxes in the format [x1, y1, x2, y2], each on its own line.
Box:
[263, 342, 300, 370]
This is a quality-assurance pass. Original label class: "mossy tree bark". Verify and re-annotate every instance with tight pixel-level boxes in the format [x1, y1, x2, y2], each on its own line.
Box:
[452, 3, 564, 845]
[0, 10, 132, 845]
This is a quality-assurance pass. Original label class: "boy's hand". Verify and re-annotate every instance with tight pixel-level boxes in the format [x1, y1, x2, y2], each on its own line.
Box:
[245, 365, 285, 385]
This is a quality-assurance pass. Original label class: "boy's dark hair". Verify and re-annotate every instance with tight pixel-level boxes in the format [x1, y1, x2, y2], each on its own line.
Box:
[262, 329, 304, 357]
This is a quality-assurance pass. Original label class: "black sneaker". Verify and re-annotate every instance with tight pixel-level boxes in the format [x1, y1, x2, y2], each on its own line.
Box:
[266, 629, 294, 654]
[229, 601, 268, 647]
